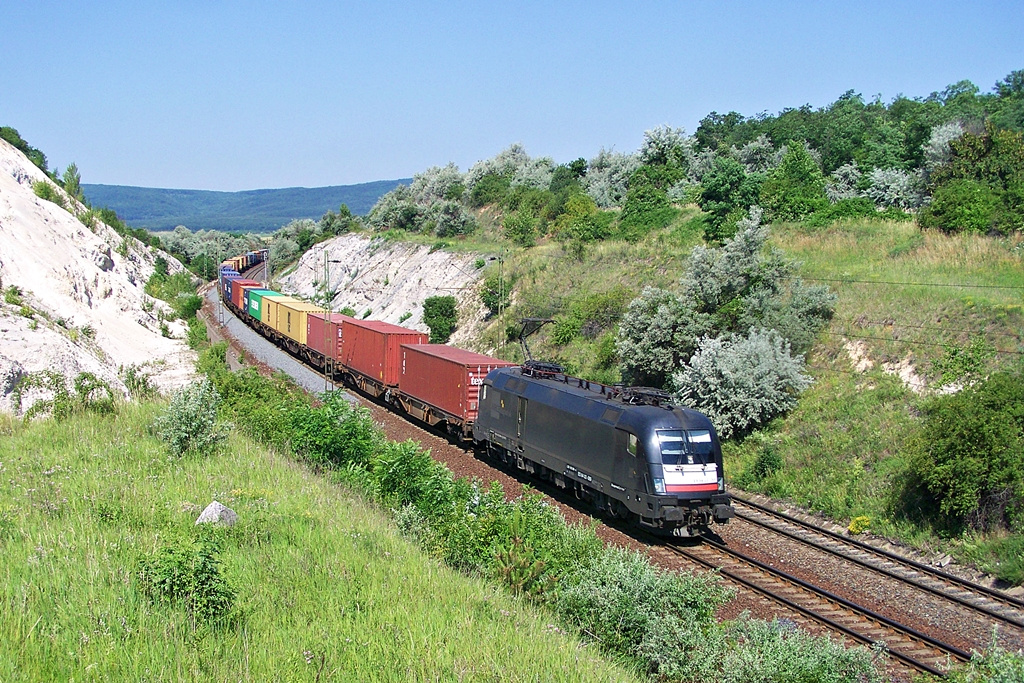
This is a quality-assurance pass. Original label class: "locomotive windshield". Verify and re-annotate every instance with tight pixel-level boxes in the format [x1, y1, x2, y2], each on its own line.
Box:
[656, 429, 714, 465]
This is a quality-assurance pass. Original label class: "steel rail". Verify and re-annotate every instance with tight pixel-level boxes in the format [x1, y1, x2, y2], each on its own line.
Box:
[732, 494, 1024, 617]
[671, 539, 971, 678]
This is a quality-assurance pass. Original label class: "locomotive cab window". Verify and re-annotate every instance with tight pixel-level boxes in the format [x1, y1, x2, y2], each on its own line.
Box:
[627, 433, 638, 456]
[657, 429, 714, 465]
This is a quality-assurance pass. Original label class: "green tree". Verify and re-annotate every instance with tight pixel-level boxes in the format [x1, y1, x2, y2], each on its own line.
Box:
[422, 295, 457, 343]
[759, 142, 829, 221]
[697, 156, 763, 240]
[0, 126, 48, 172]
[62, 163, 83, 202]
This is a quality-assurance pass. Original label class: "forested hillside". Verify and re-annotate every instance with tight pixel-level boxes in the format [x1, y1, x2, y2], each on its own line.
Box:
[81, 180, 409, 233]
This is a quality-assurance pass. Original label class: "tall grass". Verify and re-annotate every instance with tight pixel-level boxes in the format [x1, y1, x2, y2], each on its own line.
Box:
[0, 404, 641, 681]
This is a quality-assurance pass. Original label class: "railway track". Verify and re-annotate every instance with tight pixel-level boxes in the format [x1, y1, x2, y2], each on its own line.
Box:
[208, 286, 1024, 679]
[667, 538, 970, 679]
[731, 494, 1024, 632]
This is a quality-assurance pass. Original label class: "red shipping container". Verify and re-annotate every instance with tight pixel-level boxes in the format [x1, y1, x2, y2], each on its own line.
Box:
[398, 344, 516, 423]
[307, 312, 355, 361]
[340, 319, 427, 387]
[230, 279, 263, 310]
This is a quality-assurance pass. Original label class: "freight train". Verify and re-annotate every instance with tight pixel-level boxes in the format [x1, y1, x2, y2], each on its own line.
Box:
[217, 251, 733, 537]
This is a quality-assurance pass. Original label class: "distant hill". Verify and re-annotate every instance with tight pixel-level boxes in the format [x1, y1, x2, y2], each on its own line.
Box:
[82, 179, 410, 233]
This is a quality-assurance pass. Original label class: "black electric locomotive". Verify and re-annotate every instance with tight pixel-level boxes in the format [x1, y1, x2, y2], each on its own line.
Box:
[474, 361, 734, 537]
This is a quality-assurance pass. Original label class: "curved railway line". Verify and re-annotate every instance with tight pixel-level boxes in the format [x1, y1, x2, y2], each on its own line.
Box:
[205, 277, 1024, 681]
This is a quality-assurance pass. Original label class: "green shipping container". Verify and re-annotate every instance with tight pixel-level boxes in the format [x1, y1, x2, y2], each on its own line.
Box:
[246, 289, 281, 322]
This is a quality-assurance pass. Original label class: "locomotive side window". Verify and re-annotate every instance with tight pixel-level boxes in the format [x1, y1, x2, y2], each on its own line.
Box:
[627, 433, 638, 455]
[657, 429, 714, 465]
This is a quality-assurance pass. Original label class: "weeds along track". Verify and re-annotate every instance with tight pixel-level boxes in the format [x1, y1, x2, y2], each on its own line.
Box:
[205, 285, 1022, 680]
[667, 538, 970, 679]
[731, 495, 1024, 632]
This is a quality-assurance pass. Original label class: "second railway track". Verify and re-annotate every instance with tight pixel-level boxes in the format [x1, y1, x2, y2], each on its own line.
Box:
[731, 494, 1024, 632]
[667, 537, 971, 679]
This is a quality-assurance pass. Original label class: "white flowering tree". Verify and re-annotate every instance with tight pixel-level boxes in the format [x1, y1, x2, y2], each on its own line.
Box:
[673, 329, 812, 439]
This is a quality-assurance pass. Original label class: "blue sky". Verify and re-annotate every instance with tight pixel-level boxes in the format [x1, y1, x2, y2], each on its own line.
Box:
[3, 1, 1021, 191]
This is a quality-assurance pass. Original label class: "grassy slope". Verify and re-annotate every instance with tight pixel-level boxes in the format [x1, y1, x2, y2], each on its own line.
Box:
[456, 213, 1023, 578]
[0, 404, 640, 682]
[736, 221, 1024, 578]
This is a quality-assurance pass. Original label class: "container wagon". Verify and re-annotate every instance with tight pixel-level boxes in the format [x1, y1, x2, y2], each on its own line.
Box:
[339, 319, 427, 398]
[396, 344, 517, 439]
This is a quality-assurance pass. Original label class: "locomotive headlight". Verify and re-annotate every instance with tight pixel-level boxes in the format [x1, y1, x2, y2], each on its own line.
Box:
[653, 478, 666, 494]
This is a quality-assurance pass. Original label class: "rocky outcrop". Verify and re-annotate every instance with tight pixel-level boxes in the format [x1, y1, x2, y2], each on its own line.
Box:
[277, 234, 491, 348]
[0, 138, 197, 415]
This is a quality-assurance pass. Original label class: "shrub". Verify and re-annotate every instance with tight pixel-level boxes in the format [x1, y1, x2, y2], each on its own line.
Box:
[409, 163, 465, 205]
[503, 210, 538, 247]
[550, 316, 582, 346]
[942, 641, 1024, 683]
[848, 516, 871, 534]
[864, 167, 921, 210]
[907, 367, 1024, 532]
[12, 370, 115, 420]
[804, 197, 877, 227]
[697, 156, 762, 233]
[825, 162, 862, 203]
[555, 547, 730, 658]
[673, 329, 812, 439]
[469, 172, 512, 207]
[422, 295, 457, 343]
[618, 212, 833, 391]
[749, 443, 783, 482]
[919, 178, 1001, 234]
[480, 273, 512, 318]
[618, 178, 677, 240]
[31, 180, 66, 209]
[288, 391, 379, 469]
[154, 255, 170, 277]
[145, 271, 199, 319]
[617, 286, 698, 388]
[122, 364, 158, 399]
[717, 617, 882, 683]
[173, 292, 203, 320]
[154, 378, 228, 457]
[186, 316, 208, 349]
[137, 533, 236, 624]
[429, 199, 477, 237]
